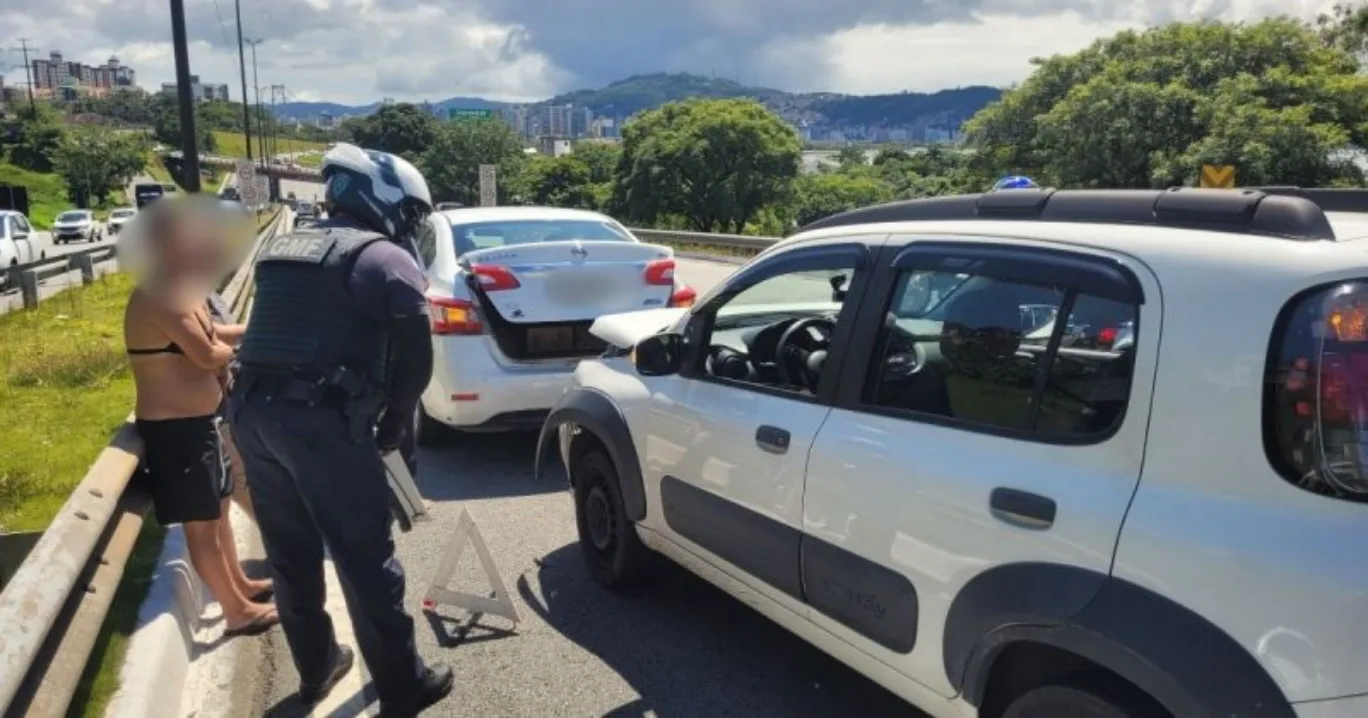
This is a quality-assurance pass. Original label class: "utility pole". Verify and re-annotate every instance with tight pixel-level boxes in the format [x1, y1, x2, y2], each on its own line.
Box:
[233, 0, 253, 161]
[9, 39, 38, 115]
[245, 39, 264, 167]
[168, 0, 201, 191]
[270, 85, 284, 161]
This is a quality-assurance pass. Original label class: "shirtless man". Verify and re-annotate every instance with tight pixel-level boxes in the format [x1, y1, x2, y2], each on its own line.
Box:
[123, 200, 277, 637]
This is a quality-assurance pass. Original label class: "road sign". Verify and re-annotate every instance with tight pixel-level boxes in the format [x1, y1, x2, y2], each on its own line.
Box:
[239, 181, 261, 207]
[235, 161, 255, 186]
[1200, 164, 1235, 189]
[448, 108, 493, 121]
[479, 164, 498, 207]
[253, 176, 270, 205]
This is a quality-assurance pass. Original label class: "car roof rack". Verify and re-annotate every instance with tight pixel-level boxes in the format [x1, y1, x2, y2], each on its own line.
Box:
[798, 188, 1338, 241]
[1244, 187, 1368, 214]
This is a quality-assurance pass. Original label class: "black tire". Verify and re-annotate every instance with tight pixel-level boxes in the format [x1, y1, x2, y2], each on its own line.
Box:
[413, 403, 451, 447]
[571, 449, 650, 590]
[1003, 676, 1166, 718]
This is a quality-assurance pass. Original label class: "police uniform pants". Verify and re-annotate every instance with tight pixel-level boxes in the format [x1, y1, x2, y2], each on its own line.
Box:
[228, 391, 425, 701]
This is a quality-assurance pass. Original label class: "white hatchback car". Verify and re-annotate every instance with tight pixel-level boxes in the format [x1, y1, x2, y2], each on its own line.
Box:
[539, 187, 1368, 718]
[412, 206, 696, 441]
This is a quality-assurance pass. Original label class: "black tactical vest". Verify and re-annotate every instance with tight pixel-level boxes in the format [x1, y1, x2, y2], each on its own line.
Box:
[237, 225, 389, 386]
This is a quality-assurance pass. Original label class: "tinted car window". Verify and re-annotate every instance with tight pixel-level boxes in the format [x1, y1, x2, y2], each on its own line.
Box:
[449, 219, 631, 255]
[866, 269, 1138, 439]
[414, 220, 438, 268]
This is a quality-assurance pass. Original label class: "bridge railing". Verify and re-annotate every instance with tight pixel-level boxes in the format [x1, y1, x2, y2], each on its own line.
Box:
[0, 207, 287, 717]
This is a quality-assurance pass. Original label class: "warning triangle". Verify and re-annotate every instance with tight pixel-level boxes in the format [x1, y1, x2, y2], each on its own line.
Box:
[422, 508, 520, 626]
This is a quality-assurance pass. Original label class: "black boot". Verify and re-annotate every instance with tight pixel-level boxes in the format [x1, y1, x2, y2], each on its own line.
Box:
[378, 664, 455, 717]
[297, 645, 355, 705]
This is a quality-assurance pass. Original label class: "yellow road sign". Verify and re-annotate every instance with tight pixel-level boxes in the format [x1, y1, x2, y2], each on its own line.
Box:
[1200, 164, 1235, 189]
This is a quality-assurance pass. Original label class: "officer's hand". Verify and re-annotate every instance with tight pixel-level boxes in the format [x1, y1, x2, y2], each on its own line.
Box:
[375, 417, 404, 453]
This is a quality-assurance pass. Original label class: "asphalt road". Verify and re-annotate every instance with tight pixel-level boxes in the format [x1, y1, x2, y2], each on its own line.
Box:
[249, 257, 926, 718]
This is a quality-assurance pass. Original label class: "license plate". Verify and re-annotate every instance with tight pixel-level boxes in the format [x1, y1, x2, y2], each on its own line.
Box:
[526, 326, 576, 355]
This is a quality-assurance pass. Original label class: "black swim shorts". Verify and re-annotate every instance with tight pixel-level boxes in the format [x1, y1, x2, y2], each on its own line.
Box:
[136, 415, 232, 525]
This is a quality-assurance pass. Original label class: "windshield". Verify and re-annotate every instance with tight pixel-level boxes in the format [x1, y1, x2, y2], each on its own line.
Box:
[57, 211, 88, 223]
[449, 219, 631, 255]
[111, 210, 136, 219]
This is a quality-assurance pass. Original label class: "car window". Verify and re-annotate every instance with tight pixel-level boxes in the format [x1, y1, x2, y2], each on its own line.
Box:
[112, 210, 136, 219]
[449, 219, 631, 255]
[693, 260, 856, 398]
[57, 211, 87, 222]
[414, 219, 438, 268]
[14, 216, 30, 234]
[865, 268, 1138, 439]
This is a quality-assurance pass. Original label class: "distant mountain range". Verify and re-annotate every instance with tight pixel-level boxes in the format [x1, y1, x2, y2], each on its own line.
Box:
[274, 73, 1002, 131]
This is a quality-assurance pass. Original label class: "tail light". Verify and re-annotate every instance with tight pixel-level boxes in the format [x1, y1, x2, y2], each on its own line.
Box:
[428, 296, 483, 335]
[1268, 281, 1368, 499]
[669, 286, 697, 308]
[1097, 326, 1118, 348]
[471, 264, 520, 291]
[645, 259, 675, 286]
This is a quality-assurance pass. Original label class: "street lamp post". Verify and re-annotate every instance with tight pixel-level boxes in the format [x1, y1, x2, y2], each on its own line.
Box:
[234, 0, 253, 162]
[168, 0, 201, 191]
[245, 39, 265, 167]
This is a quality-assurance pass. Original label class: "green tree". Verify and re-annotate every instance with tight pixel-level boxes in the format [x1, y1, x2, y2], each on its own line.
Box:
[517, 154, 600, 209]
[53, 127, 149, 207]
[1318, 2, 1368, 63]
[963, 19, 1368, 188]
[418, 119, 525, 205]
[792, 171, 894, 226]
[836, 146, 868, 168]
[1, 103, 65, 172]
[342, 103, 440, 160]
[612, 98, 801, 233]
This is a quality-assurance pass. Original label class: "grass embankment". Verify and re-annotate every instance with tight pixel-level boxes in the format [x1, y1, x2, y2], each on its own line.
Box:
[0, 162, 71, 229]
[211, 131, 328, 159]
[0, 273, 168, 717]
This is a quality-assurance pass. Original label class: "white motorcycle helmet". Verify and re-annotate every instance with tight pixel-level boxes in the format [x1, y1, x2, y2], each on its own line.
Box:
[321, 143, 432, 238]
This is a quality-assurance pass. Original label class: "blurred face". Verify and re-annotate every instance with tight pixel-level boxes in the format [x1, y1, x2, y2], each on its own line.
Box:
[152, 212, 226, 286]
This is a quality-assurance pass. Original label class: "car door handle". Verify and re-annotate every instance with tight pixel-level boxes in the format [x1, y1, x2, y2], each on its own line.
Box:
[989, 487, 1056, 530]
[755, 425, 790, 454]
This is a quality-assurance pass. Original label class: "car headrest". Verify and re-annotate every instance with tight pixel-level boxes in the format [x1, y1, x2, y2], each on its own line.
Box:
[939, 285, 1024, 367]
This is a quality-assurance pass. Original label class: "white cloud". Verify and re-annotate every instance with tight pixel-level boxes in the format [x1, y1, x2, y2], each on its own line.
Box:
[0, 0, 1353, 104]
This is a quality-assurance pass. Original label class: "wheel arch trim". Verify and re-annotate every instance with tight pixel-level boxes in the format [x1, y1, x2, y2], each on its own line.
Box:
[947, 563, 1294, 718]
[535, 387, 648, 521]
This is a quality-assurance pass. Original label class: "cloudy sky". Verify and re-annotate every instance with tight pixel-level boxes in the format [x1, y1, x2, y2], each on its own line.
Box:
[0, 0, 1342, 106]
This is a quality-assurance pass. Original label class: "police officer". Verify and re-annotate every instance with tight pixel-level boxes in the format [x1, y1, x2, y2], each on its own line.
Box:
[228, 143, 452, 715]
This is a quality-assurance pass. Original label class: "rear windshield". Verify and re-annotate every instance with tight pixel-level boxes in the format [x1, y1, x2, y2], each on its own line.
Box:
[57, 211, 88, 222]
[1266, 280, 1368, 502]
[449, 219, 631, 255]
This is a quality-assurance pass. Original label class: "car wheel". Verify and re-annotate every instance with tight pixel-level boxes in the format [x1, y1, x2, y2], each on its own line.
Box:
[1002, 676, 1165, 718]
[413, 403, 451, 447]
[572, 449, 650, 590]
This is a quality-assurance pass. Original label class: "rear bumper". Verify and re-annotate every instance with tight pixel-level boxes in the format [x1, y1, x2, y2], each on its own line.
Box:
[422, 334, 578, 430]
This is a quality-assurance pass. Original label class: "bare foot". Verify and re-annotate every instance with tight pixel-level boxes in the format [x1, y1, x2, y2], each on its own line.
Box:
[225, 603, 280, 637]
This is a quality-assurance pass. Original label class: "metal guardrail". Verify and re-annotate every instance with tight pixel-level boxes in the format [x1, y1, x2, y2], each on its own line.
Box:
[5, 245, 119, 310]
[629, 228, 780, 256]
[0, 207, 287, 717]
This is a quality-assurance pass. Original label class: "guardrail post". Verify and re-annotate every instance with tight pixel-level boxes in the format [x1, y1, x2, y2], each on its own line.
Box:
[72, 254, 95, 286]
[19, 270, 38, 310]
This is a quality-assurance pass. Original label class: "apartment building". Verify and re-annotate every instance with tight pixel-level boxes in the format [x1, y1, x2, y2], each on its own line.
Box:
[31, 53, 137, 96]
[159, 75, 230, 102]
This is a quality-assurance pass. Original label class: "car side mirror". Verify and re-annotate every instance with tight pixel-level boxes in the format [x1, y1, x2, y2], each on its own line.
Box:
[634, 333, 683, 377]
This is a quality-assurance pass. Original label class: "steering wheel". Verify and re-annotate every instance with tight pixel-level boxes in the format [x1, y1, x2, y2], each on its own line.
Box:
[776, 316, 837, 390]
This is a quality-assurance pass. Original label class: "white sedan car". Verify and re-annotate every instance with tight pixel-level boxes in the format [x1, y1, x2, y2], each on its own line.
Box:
[412, 206, 696, 442]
